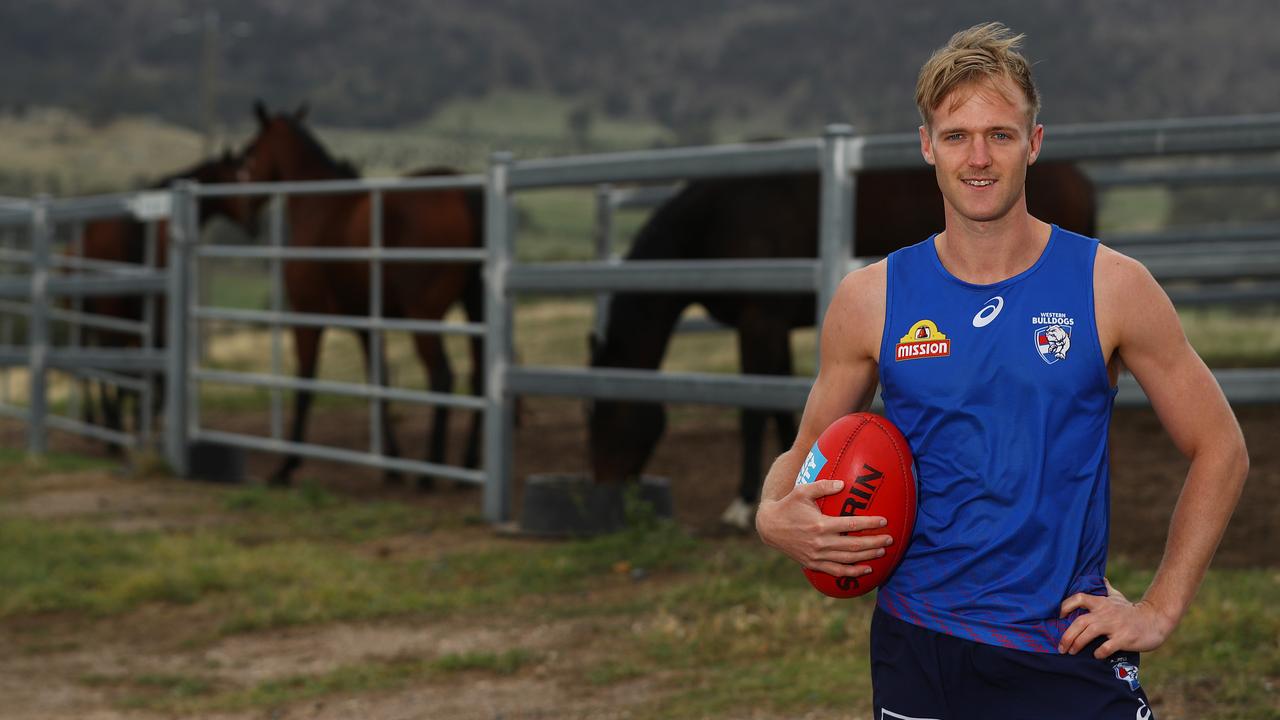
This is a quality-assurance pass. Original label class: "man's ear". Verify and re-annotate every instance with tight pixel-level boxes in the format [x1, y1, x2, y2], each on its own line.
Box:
[919, 125, 936, 166]
[1027, 123, 1044, 166]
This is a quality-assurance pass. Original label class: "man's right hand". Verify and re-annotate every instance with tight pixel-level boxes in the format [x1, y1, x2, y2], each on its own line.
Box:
[755, 479, 895, 578]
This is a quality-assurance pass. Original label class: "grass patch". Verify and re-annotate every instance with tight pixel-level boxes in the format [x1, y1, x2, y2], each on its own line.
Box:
[0, 445, 117, 475]
[0, 482, 697, 629]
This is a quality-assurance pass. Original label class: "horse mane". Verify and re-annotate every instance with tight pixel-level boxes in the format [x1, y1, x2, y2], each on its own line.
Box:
[279, 115, 358, 179]
[146, 152, 240, 190]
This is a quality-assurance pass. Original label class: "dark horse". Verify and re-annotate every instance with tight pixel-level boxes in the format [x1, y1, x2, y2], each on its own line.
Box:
[236, 102, 483, 486]
[74, 151, 244, 445]
[589, 164, 1096, 528]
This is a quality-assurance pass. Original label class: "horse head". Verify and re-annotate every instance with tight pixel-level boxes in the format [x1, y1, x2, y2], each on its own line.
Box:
[189, 148, 247, 228]
[234, 100, 347, 234]
[586, 328, 667, 485]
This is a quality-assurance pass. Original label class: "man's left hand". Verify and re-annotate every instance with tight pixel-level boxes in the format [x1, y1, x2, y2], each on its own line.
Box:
[1057, 578, 1174, 658]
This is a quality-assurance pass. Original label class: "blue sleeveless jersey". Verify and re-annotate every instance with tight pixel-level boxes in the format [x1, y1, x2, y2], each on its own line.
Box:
[875, 225, 1116, 654]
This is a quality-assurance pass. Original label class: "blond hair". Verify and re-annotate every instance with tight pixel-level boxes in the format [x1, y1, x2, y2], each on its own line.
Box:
[915, 22, 1040, 129]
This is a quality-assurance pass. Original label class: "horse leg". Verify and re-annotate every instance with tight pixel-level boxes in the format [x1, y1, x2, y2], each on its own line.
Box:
[722, 406, 768, 530]
[411, 332, 453, 491]
[720, 314, 794, 530]
[100, 382, 124, 457]
[356, 329, 403, 485]
[270, 326, 324, 486]
[79, 378, 97, 425]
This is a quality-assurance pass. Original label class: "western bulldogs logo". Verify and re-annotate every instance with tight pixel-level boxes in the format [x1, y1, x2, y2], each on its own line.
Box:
[1113, 660, 1141, 691]
[1035, 324, 1071, 364]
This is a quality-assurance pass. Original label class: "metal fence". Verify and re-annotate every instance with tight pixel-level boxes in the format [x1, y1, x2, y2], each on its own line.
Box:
[176, 175, 492, 498]
[0, 192, 173, 455]
[483, 115, 1280, 518]
[4, 113, 1280, 525]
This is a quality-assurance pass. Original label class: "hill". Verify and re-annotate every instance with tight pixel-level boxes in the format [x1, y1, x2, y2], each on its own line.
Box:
[3, 1, 1279, 135]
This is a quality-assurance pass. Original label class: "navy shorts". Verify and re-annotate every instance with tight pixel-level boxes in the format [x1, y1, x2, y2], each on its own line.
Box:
[870, 607, 1154, 720]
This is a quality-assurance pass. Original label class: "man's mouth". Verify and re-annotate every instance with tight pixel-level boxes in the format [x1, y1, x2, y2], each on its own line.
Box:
[962, 179, 996, 187]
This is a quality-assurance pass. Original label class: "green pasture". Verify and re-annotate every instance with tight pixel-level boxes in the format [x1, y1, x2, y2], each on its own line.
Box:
[0, 464, 1275, 718]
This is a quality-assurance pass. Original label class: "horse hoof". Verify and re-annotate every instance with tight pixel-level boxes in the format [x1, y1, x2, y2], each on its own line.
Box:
[719, 497, 755, 532]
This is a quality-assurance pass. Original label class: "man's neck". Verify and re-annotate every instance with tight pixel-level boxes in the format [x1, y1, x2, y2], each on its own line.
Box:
[935, 208, 1052, 285]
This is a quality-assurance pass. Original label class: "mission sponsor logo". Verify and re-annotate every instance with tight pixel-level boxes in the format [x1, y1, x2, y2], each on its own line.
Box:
[895, 320, 951, 361]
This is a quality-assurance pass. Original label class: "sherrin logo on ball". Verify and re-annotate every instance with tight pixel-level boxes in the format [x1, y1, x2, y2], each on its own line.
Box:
[794, 412, 917, 598]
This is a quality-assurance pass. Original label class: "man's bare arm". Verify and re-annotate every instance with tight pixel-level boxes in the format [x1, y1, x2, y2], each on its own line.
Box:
[755, 262, 893, 579]
[1058, 247, 1248, 658]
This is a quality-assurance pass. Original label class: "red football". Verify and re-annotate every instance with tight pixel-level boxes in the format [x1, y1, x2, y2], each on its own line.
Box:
[794, 412, 917, 598]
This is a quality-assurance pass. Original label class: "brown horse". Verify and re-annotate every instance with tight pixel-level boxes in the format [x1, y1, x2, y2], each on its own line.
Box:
[588, 163, 1096, 528]
[236, 102, 482, 486]
[74, 151, 244, 442]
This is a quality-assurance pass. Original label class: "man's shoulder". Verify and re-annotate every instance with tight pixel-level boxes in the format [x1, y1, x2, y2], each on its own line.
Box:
[826, 259, 888, 360]
[1094, 243, 1155, 288]
[835, 259, 887, 307]
[1093, 243, 1170, 343]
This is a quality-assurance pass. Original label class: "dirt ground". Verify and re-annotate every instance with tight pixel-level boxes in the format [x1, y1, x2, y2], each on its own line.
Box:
[1, 399, 1276, 719]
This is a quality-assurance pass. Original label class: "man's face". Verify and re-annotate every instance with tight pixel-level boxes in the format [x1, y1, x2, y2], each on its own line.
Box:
[919, 77, 1043, 226]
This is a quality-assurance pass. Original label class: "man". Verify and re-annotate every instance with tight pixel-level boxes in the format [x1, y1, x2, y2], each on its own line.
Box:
[754, 22, 1248, 719]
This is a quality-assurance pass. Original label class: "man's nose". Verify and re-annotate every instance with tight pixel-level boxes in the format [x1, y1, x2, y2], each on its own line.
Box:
[968, 138, 992, 168]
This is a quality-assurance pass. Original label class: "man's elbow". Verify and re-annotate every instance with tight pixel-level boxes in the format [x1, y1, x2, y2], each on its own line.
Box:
[1215, 431, 1250, 506]
[1230, 436, 1250, 489]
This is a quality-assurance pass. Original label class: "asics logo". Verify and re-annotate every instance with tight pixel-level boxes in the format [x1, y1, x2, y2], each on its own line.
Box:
[972, 296, 1004, 327]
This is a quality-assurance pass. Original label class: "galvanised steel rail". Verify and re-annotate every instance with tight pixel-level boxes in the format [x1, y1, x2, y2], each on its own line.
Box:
[1090, 162, 1280, 188]
[0, 347, 168, 372]
[507, 259, 821, 294]
[509, 137, 822, 189]
[194, 368, 487, 410]
[1104, 222, 1280, 247]
[194, 174, 485, 198]
[196, 246, 489, 262]
[192, 307, 487, 337]
[192, 428, 486, 485]
[0, 274, 167, 300]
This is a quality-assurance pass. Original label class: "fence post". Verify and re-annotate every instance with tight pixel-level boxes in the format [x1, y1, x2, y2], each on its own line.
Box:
[27, 194, 51, 458]
[368, 188, 385, 459]
[268, 193, 285, 441]
[164, 181, 193, 476]
[483, 152, 515, 523]
[816, 124, 859, 371]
